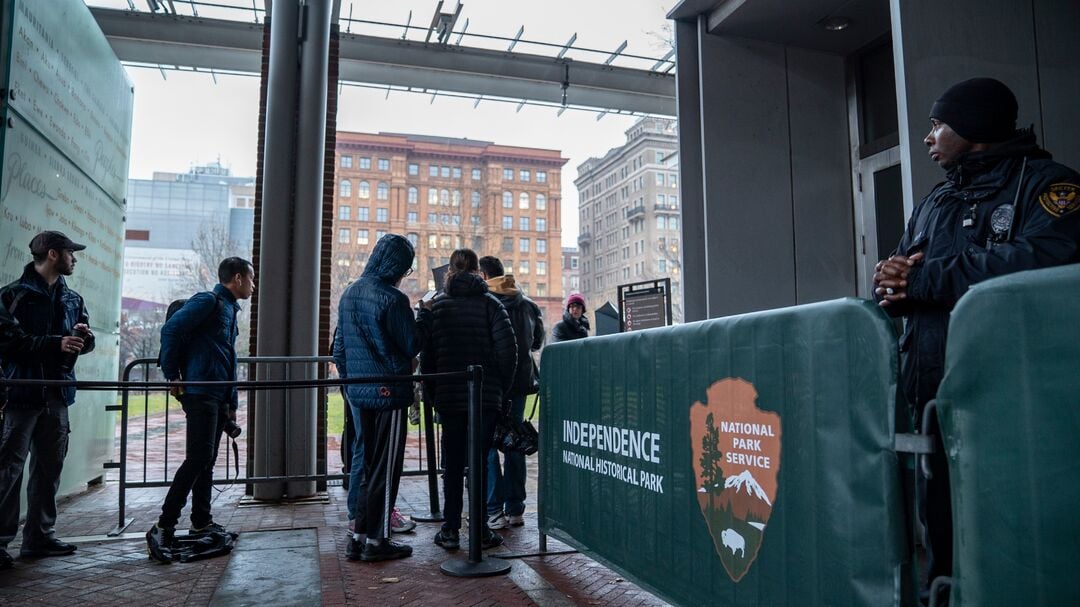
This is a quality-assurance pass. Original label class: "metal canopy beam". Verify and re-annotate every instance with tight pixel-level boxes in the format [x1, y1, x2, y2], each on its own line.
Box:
[90, 7, 675, 115]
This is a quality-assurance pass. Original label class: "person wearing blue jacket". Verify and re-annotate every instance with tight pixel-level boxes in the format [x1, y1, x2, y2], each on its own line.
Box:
[333, 234, 423, 562]
[146, 257, 254, 563]
[0, 231, 95, 568]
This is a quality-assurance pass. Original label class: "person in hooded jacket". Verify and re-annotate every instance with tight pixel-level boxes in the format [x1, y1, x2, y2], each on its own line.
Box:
[478, 256, 544, 529]
[551, 293, 590, 342]
[333, 234, 424, 562]
[873, 77, 1080, 594]
[419, 249, 517, 551]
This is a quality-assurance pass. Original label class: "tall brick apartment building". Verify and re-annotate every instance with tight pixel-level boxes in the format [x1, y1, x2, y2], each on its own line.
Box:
[331, 131, 568, 327]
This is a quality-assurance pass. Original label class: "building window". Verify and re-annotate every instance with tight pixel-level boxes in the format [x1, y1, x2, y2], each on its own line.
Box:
[406, 233, 419, 247]
[669, 173, 678, 187]
[519, 260, 529, 275]
[374, 158, 387, 171]
[537, 261, 546, 275]
[377, 182, 389, 200]
[502, 192, 513, 208]
[408, 163, 419, 176]
[429, 165, 439, 177]
[358, 181, 370, 199]
[338, 228, 350, 243]
[428, 188, 438, 204]
[669, 195, 678, 207]
[407, 211, 418, 223]
[519, 217, 530, 231]
[376, 208, 388, 222]
[519, 238, 530, 253]
[657, 193, 666, 206]
[656, 173, 665, 186]
[452, 214, 461, 225]
[536, 194, 546, 210]
[519, 192, 529, 209]
[537, 239, 547, 253]
[471, 191, 481, 207]
[357, 207, 369, 221]
[440, 189, 450, 205]
[339, 180, 351, 197]
[658, 259, 667, 273]
[440, 214, 450, 224]
[503, 168, 514, 181]
[452, 190, 462, 206]
[471, 168, 482, 181]
[470, 215, 480, 226]
[452, 167, 462, 179]
[657, 216, 666, 230]
[428, 234, 438, 248]
[669, 216, 679, 230]
[502, 237, 513, 252]
[505, 260, 514, 273]
[537, 171, 547, 183]
[655, 151, 664, 163]
[339, 206, 351, 220]
[427, 212, 437, 224]
[519, 169, 531, 182]
[537, 283, 547, 296]
[340, 155, 352, 168]
[357, 229, 369, 245]
[440, 235, 452, 248]
[441, 166, 451, 178]
[502, 216, 512, 229]
[408, 187, 418, 203]
[536, 218, 546, 231]
[359, 157, 371, 169]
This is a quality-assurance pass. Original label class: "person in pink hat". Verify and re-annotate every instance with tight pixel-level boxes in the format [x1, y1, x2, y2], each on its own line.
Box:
[551, 293, 589, 342]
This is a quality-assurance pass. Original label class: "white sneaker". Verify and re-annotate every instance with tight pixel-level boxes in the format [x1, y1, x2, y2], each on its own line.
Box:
[487, 512, 509, 530]
[507, 514, 525, 527]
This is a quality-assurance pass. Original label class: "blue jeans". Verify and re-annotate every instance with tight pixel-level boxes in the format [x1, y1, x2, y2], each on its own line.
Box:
[346, 399, 366, 522]
[486, 395, 527, 517]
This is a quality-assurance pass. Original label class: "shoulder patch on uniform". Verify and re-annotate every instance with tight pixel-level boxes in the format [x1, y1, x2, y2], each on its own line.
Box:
[1038, 183, 1080, 218]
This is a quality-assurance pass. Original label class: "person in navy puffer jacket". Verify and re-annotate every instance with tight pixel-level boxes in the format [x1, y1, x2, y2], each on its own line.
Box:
[332, 233, 424, 563]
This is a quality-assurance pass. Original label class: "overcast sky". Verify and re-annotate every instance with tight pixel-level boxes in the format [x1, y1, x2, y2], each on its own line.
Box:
[101, 0, 676, 239]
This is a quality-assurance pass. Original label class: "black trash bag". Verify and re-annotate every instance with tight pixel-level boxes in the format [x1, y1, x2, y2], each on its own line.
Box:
[172, 531, 239, 563]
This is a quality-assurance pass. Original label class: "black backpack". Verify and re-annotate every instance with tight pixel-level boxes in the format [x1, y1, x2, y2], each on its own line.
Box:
[157, 292, 224, 367]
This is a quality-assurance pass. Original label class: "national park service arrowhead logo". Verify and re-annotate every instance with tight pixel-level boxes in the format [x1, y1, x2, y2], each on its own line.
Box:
[690, 378, 782, 582]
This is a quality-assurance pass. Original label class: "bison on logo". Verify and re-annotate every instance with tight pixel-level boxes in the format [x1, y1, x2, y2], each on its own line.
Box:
[690, 378, 782, 582]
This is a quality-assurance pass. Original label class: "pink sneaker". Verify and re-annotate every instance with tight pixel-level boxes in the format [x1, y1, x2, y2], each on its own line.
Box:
[390, 508, 416, 533]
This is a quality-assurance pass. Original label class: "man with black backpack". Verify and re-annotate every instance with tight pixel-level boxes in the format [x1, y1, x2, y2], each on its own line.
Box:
[146, 257, 254, 563]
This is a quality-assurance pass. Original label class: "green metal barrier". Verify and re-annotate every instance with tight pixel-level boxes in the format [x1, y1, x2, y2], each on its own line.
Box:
[539, 298, 912, 606]
[936, 264, 1080, 606]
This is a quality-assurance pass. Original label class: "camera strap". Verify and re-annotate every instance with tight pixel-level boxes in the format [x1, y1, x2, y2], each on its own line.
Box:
[231, 439, 239, 477]
[528, 394, 538, 422]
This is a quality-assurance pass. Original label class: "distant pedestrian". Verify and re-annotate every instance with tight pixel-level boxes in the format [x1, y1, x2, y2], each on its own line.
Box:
[0, 231, 95, 568]
[551, 293, 589, 342]
[421, 249, 517, 551]
[478, 256, 543, 530]
[333, 234, 423, 562]
[147, 257, 254, 563]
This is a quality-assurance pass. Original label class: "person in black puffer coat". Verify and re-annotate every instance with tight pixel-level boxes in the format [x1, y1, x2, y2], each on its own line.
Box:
[551, 293, 589, 342]
[419, 249, 517, 551]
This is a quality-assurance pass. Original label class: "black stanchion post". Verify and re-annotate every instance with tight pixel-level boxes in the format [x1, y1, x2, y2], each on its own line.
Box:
[412, 391, 444, 522]
[440, 366, 510, 577]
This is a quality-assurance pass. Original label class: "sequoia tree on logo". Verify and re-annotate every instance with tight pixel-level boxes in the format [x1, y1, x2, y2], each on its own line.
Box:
[690, 378, 782, 582]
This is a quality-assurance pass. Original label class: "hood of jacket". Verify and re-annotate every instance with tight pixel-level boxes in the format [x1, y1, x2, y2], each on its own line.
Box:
[446, 271, 489, 297]
[947, 128, 1052, 187]
[485, 274, 524, 307]
[362, 234, 415, 283]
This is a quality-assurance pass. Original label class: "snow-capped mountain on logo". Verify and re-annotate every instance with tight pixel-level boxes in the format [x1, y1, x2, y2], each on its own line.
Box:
[724, 470, 772, 506]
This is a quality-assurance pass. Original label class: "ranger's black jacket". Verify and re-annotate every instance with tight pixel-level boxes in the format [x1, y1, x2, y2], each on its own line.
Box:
[880, 130, 1080, 409]
[1, 263, 94, 407]
[551, 311, 589, 343]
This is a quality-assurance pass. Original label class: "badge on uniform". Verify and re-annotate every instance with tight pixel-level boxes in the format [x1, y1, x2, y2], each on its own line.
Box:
[990, 204, 1014, 235]
[1038, 183, 1080, 218]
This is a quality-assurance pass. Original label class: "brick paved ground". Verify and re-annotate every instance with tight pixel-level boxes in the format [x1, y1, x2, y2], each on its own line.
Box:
[0, 412, 671, 607]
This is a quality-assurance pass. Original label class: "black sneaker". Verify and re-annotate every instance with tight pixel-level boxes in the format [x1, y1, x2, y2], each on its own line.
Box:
[19, 537, 77, 558]
[345, 536, 364, 561]
[146, 525, 175, 564]
[434, 529, 460, 551]
[189, 521, 228, 536]
[0, 548, 13, 570]
[480, 528, 504, 550]
[360, 539, 412, 562]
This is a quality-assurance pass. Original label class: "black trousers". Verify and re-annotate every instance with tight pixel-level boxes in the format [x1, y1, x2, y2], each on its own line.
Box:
[440, 410, 497, 532]
[0, 401, 69, 548]
[158, 394, 228, 530]
[355, 408, 407, 540]
[918, 415, 953, 586]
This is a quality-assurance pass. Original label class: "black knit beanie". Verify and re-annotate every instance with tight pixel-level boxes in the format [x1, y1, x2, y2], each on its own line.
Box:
[929, 78, 1017, 143]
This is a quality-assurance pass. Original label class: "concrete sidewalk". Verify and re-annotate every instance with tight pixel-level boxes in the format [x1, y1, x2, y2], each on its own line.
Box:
[0, 454, 671, 606]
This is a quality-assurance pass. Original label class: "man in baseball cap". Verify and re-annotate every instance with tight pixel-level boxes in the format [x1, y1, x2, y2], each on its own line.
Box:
[0, 230, 94, 568]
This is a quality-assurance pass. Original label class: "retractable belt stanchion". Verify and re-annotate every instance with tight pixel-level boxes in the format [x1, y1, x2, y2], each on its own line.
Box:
[440, 365, 511, 577]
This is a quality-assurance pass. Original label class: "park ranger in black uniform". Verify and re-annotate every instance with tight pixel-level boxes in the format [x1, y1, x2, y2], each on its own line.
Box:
[873, 77, 1080, 599]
